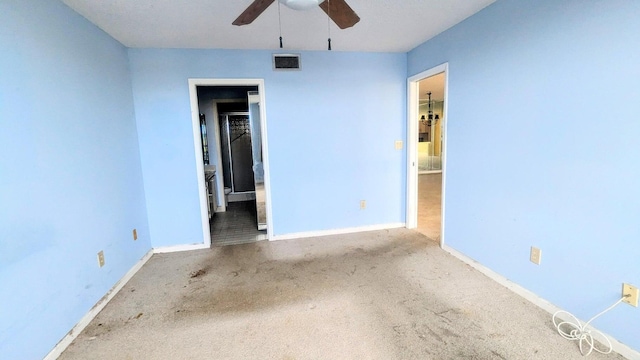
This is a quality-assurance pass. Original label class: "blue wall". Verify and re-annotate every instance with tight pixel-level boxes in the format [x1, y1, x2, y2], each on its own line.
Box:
[129, 49, 407, 247]
[0, 1, 151, 358]
[408, 0, 640, 350]
[7, 0, 635, 356]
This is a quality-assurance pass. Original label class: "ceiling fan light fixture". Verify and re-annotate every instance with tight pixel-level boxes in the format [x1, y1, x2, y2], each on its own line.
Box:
[233, 0, 360, 30]
[279, 0, 321, 11]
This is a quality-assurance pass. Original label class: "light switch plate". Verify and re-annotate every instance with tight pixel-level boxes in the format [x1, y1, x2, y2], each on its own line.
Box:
[530, 247, 541, 265]
[97, 251, 105, 268]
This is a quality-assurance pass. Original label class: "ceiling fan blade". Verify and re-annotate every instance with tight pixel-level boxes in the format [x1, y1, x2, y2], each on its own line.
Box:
[233, 0, 276, 26]
[319, 0, 360, 29]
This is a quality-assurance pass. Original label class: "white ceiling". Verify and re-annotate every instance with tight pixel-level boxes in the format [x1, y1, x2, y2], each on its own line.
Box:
[61, 0, 495, 52]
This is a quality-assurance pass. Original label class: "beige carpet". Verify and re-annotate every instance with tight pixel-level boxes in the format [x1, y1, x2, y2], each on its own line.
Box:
[59, 229, 626, 359]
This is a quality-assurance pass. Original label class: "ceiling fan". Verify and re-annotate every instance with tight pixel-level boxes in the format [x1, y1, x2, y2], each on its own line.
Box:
[233, 0, 360, 29]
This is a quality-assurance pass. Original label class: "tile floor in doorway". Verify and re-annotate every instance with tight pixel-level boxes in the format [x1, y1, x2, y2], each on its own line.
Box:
[210, 200, 266, 246]
[417, 172, 442, 242]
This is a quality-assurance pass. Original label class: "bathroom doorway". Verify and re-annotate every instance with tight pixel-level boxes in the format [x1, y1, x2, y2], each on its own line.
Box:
[189, 79, 272, 246]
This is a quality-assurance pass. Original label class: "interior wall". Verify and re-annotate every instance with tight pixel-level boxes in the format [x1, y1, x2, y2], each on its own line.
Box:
[129, 49, 407, 247]
[408, 0, 640, 351]
[0, 1, 151, 358]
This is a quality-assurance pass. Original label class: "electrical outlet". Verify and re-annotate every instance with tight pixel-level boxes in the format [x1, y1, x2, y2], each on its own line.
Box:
[97, 251, 105, 268]
[133, 228, 138, 241]
[360, 200, 366, 210]
[622, 283, 639, 307]
[530, 246, 541, 265]
[395, 140, 403, 150]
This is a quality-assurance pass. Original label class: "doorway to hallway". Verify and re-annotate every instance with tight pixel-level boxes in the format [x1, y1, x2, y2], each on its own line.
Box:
[406, 64, 448, 245]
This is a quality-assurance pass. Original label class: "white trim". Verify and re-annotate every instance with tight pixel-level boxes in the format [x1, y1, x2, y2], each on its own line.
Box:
[406, 63, 449, 248]
[406, 78, 418, 229]
[442, 244, 640, 360]
[153, 243, 210, 254]
[256, 83, 274, 240]
[188, 78, 274, 242]
[43, 250, 154, 360]
[270, 223, 405, 241]
[441, 68, 449, 249]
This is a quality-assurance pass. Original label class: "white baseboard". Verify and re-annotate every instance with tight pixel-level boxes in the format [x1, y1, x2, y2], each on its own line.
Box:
[153, 243, 209, 253]
[442, 244, 640, 360]
[270, 222, 405, 241]
[44, 249, 154, 360]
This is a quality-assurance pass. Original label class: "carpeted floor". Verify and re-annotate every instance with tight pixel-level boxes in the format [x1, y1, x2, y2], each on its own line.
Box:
[59, 229, 626, 360]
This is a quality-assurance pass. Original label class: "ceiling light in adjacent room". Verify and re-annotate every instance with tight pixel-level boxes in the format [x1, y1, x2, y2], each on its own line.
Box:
[424, 92, 439, 126]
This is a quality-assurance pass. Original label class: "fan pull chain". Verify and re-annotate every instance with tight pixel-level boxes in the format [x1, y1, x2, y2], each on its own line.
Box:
[278, 0, 283, 48]
[327, 0, 332, 50]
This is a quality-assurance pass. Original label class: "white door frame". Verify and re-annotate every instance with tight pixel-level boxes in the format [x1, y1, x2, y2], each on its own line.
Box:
[188, 79, 274, 245]
[406, 63, 449, 247]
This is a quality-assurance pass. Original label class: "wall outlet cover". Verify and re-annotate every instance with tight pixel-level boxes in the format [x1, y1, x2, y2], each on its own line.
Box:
[395, 140, 403, 150]
[360, 200, 366, 210]
[623, 283, 639, 307]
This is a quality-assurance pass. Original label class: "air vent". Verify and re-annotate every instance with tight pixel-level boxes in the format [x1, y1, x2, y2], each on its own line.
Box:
[273, 54, 301, 70]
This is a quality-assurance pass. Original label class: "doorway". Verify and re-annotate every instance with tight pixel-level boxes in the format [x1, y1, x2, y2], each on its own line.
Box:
[406, 64, 448, 246]
[188, 79, 273, 247]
